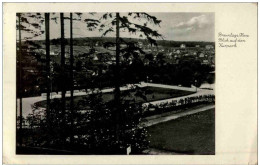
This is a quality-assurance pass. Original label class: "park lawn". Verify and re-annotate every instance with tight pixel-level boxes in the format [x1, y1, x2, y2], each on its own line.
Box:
[35, 87, 194, 108]
[146, 109, 215, 155]
[100, 86, 194, 103]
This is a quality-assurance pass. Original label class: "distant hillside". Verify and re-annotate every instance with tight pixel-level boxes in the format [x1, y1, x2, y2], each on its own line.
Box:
[23, 37, 215, 48]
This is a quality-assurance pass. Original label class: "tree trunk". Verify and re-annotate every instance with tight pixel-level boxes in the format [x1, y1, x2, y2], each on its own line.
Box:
[45, 13, 50, 127]
[115, 13, 120, 102]
[69, 13, 74, 144]
[115, 12, 121, 141]
[60, 13, 66, 142]
[18, 13, 23, 146]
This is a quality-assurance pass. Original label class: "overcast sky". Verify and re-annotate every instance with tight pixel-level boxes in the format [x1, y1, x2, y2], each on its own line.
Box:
[20, 12, 215, 42]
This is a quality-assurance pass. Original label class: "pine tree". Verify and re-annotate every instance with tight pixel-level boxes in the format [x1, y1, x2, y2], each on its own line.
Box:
[69, 13, 74, 144]
[45, 13, 51, 132]
[16, 13, 46, 146]
[17, 13, 23, 145]
[60, 13, 66, 143]
[95, 12, 162, 153]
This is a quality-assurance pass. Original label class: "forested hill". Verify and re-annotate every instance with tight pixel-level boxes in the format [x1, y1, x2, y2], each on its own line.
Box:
[24, 37, 215, 48]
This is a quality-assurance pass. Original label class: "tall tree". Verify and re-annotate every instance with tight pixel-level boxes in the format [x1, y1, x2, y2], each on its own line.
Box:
[69, 13, 74, 144]
[114, 13, 121, 139]
[60, 13, 66, 142]
[45, 13, 50, 129]
[17, 13, 23, 145]
[98, 12, 162, 151]
[16, 13, 45, 146]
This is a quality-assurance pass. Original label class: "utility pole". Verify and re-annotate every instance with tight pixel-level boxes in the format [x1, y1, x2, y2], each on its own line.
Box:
[18, 13, 23, 146]
[69, 13, 74, 144]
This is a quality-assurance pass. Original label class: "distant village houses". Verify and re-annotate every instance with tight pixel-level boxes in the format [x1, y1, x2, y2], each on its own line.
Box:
[180, 44, 186, 49]
[205, 45, 214, 50]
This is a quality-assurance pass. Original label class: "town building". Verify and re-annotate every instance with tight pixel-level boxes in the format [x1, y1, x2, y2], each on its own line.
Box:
[180, 44, 186, 49]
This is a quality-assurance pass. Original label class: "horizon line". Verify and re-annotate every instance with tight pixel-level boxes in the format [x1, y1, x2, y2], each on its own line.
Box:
[22, 36, 215, 43]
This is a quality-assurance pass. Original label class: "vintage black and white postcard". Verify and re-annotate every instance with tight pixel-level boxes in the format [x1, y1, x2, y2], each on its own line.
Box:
[2, 2, 257, 165]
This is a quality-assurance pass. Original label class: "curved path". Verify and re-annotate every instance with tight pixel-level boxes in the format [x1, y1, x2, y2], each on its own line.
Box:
[142, 83, 214, 108]
[140, 104, 215, 127]
[17, 82, 214, 118]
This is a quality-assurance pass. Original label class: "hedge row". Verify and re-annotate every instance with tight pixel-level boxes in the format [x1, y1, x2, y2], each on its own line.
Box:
[142, 94, 215, 116]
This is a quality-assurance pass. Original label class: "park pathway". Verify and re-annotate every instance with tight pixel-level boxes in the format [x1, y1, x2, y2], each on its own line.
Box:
[140, 104, 215, 127]
[142, 148, 183, 155]
[17, 82, 214, 118]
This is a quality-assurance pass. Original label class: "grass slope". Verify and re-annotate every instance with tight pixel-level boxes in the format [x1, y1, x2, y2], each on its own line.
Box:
[147, 109, 215, 155]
